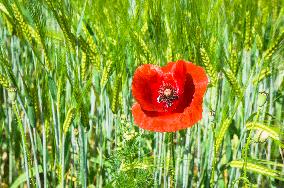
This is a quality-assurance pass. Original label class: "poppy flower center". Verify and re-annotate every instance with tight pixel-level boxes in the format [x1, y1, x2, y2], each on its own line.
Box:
[157, 83, 178, 108]
[163, 88, 172, 97]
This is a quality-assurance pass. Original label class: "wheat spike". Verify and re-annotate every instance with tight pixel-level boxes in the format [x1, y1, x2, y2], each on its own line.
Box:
[63, 107, 76, 134]
[134, 32, 155, 63]
[200, 48, 218, 86]
[31, 85, 40, 127]
[244, 11, 252, 50]
[165, 17, 174, 61]
[0, 73, 16, 92]
[246, 122, 280, 141]
[56, 77, 64, 120]
[111, 74, 121, 113]
[223, 68, 243, 97]
[11, 4, 33, 43]
[229, 49, 238, 75]
[100, 60, 114, 89]
[83, 25, 99, 71]
[0, 74, 10, 88]
[215, 118, 232, 154]
[263, 30, 284, 60]
[81, 52, 87, 81]
[253, 67, 271, 85]
[73, 83, 90, 129]
[256, 34, 263, 50]
[230, 160, 284, 181]
[83, 25, 97, 54]
[45, 0, 75, 52]
[209, 37, 217, 57]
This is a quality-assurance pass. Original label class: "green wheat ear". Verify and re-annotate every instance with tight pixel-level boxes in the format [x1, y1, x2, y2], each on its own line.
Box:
[0, 73, 16, 92]
[28, 24, 51, 70]
[230, 160, 284, 181]
[200, 48, 218, 86]
[101, 60, 114, 90]
[81, 52, 87, 81]
[83, 25, 100, 71]
[134, 32, 155, 64]
[215, 118, 232, 154]
[111, 74, 122, 114]
[228, 49, 238, 75]
[244, 11, 252, 50]
[246, 122, 282, 143]
[73, 82, 90, 130]
[211, 118, 232, 186]
[253, 67, 271, 85]
[11, 4, 32, 44]
[165, 17, 174, 61]
[0, 73, 10, 88]
[31, 85, 40, 128]
[263, 30, 284, 60]
[0, 3, 9, 15]
[63, 107, 76, 134]
[28, 25, 42, 46]
[44, 0, 76, 52]
[223, 68, 243, 98]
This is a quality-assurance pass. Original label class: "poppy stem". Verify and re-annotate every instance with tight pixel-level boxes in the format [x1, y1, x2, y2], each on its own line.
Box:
[171, 132, 175, 167]
[170, 132, 176, 185]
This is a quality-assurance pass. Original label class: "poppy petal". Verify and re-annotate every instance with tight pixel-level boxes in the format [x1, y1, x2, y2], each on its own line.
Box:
[132, 103, 201, 132]
[178, 60, 208, 129]
[132, 62, 187, 112]
[132, 64, 163, 111]
[183, 60, 208, 102]
[183, 60, 208, 107]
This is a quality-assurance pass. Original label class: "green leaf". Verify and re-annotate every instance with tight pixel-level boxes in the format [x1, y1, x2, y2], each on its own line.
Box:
[48, 76, 57, 100]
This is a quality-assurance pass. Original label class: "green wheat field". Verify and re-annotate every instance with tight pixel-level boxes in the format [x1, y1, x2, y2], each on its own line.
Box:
[0, 0, 284, 187]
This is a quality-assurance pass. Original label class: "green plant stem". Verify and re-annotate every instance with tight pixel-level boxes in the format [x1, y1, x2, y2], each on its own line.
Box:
[12, 104, 31, 188]
[171, 132, 175, 186]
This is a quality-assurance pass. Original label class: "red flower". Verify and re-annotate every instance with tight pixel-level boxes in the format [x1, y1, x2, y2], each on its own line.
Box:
[131, 60, 208, 132]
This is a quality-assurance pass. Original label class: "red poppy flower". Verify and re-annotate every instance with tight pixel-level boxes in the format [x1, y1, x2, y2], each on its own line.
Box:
[131, 60, 208, 132]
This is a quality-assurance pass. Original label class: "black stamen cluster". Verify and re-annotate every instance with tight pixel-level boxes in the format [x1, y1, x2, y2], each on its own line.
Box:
[157, 83, 178, 108]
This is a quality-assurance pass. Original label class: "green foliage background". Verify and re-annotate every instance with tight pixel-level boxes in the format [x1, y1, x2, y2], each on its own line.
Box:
[0, 0, 283, 187]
